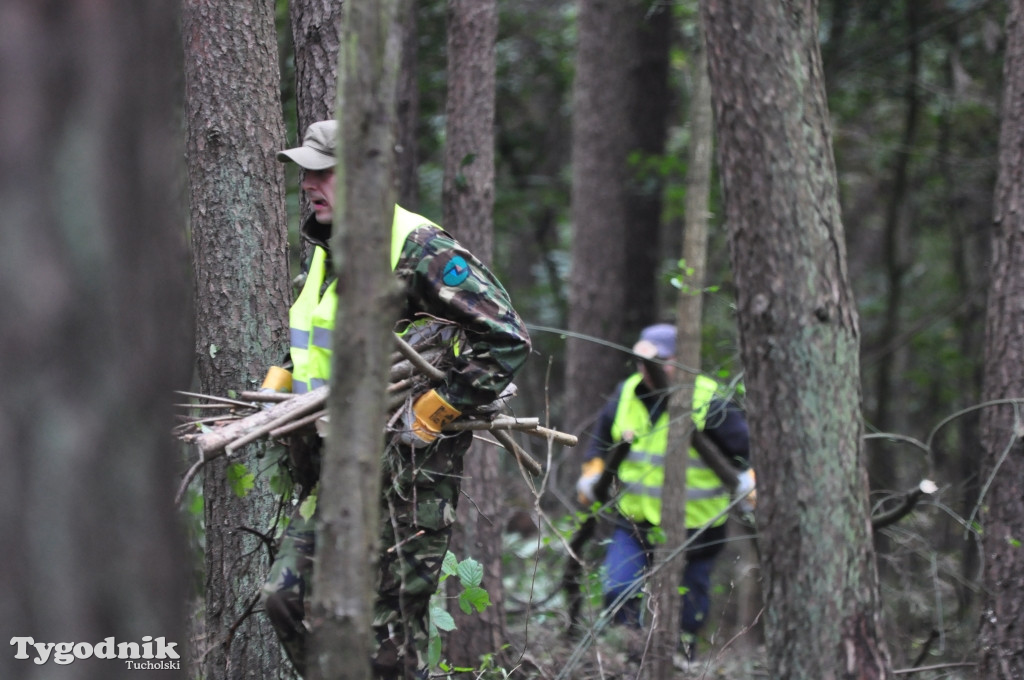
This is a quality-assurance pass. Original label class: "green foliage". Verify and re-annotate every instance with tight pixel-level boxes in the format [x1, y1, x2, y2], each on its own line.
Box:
[226, 462, 255, 498]
[299, 492, 317, 521]
[428, 551, 494, 671]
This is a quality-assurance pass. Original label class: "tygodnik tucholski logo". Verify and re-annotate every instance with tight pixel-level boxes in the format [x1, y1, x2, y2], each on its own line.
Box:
[11, 636, 181, 669]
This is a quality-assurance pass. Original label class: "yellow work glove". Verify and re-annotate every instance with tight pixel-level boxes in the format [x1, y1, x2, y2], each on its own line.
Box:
[398, 389, 462, 448]
[735, 468, 756, 513]
[576, 457, 605, 505]
[260, 366, 293, 392]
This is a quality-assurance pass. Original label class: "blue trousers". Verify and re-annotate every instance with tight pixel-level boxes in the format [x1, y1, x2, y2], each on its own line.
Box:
[603, 524, 715, 635]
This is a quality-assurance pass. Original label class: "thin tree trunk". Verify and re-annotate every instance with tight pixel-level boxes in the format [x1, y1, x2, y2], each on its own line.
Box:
[649, 14, 714, 676]
[977, 2, 1024, 676]
[183, 0, 292, 677]
[307, 0, 401, 677]
[0, 2, 190, 679]
[701, 1, 892, 677]
[442, 0, 508, 668]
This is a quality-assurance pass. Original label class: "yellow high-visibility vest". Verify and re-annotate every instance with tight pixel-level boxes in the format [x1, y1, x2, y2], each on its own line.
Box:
[289, 206, 439, 393]
[612, 373, 730, 528]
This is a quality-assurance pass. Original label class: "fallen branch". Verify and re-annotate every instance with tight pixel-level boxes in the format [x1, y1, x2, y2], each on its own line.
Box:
[174, 332, 569, 502]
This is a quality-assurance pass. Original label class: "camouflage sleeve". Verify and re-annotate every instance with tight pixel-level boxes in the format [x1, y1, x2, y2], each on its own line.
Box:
[394, 226, 531, 411]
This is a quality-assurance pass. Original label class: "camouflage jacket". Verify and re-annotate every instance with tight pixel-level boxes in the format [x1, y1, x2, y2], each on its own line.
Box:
[394, 223, 531, 411]
[300, 213, 531, 412]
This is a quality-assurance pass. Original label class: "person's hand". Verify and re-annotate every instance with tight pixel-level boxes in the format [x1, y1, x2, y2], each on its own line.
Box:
[576, 458, 605, 505]
[396, 389, 462, 448]
[735, 468, 756, 513]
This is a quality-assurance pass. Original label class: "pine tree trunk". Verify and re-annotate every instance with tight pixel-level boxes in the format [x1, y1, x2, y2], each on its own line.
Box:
[442, 0, 509, 668]
[566, 0, 670, 436]
[182, 0, 292, 676]
[0, 2, 190, 679]
[977, 2, 1024, 676]
[702, 1, 893, 677]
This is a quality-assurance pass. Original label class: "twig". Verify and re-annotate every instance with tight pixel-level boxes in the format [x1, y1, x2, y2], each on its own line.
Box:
[392, 333, 445, 382]
[491, 429, 543, 476]
[270, 409, 328, 438]
[445, 416, 540, 432]
[238, 390, 294, 403]
[175, 390, 259, 409]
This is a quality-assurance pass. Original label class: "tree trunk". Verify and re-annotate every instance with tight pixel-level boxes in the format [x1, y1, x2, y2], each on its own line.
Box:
[701, 1, 893, 678]
[977, 2, 1024, 676]
[397, 0, 421, 210]
[182, 0, 292, 677]
[0, 2, 190, 679]
[441, 0, 508, 669]
[307, 0, 401, 677]
[566, 0, 671, 437]
[649, 13, 714, 676]
[289, 0, 344, 133]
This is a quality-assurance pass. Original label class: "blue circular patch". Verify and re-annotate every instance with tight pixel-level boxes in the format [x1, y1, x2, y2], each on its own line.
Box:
[442, 255, 470, 286]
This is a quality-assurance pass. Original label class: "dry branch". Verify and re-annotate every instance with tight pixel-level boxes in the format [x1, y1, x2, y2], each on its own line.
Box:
[174, 332, 570, 502]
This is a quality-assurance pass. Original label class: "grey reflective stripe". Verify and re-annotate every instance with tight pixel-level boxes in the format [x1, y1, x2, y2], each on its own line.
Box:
[310, 377, 328, 390]
[293, 379, 309, 394]
[626, 450, 662, 466]
[624, 481, 663, 499]
[291, 328, 310, 350]
[623, 482, 727, 501]
[626, 449, 711, 471]
[312, 325, 332, 350]
[689, 486, 727, 500]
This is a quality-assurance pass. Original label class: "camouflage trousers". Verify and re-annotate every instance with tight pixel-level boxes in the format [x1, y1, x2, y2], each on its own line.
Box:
[261, 431, 470, 679]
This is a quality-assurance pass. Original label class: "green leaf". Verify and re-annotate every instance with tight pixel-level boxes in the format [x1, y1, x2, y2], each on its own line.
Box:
[209, 343, 218, 358]
[187, 490, 204, 517]
[458, 586, 491, 614]
[441, 551, 459, 576]
[430, 605, 457, 632]
[457, 558, 484, 588]
[428, 629, 442, 668]
[299, 493, 317, 521]
[226, 463, 255, 498]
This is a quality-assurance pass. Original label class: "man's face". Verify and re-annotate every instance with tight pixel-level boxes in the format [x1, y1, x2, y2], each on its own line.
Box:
[301, 168, 335, 224]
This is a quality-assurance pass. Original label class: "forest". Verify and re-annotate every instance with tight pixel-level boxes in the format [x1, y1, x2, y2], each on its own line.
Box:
[2, 0, 1023, 679]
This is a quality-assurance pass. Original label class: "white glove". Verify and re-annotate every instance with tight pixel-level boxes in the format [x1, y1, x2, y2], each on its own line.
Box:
[576, 472, 600, 505]
[576, 457, 606, 504]
[735, 468, 756, 513]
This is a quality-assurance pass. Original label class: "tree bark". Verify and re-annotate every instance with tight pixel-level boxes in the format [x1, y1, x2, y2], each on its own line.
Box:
[289, 0, 344, 133]
[0, 2, 190, 678]
[396, 0, 421, 210]
[441, 0, 509, 668]
[701, 1, 892, 678]
[307, 0, 401, 677]
[566, 0, 671, 437]
[977, 2, 1024, 676]
[649, 12, 714, 676]
[183, 0, 292, 677]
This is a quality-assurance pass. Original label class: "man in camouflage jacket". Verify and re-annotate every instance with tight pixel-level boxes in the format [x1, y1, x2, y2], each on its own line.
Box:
[261, 120, 531, 679]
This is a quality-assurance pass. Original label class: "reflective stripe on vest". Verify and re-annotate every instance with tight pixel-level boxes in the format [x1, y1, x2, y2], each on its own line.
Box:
[289, 206, 441, 393]
[611, 373, 730, 528]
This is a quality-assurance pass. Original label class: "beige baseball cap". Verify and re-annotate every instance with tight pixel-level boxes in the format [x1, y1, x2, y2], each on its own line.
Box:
[276, 120, 337, 170]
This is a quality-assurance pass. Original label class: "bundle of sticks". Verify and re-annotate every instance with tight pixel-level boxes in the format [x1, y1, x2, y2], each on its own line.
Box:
[174, 330, 574, 504]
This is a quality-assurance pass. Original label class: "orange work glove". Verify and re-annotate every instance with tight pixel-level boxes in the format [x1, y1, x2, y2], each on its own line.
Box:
[398, 389, 462, 448]
[576, 457, 606, 505]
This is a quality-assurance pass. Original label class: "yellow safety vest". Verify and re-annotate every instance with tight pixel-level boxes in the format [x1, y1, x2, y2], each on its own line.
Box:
[612, 373, 730, 528]
[289, 205, 439, 393]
